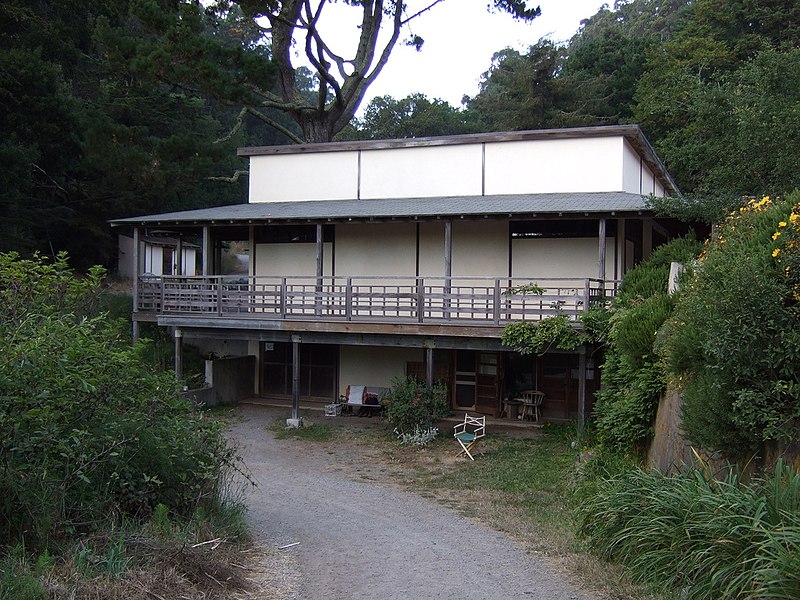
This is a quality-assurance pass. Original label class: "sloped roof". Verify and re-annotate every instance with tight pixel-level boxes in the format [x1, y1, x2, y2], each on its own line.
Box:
[111, 191, 653, 227]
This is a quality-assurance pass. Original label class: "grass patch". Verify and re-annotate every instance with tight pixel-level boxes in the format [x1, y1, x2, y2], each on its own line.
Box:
[420, 434, 579, 548]
[268, 420, 338, 442]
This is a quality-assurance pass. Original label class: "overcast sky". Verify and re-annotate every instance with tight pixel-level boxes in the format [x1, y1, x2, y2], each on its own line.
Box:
[307, 0, 608, 111]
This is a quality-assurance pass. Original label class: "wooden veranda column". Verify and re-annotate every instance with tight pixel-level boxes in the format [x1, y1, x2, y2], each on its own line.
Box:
[444, 220, 452, 318]
[174, 328, 183, 381]
[291, 335, 300, 421]
[316, 224, 323, 316]
[131, 227, 140, 342]
[425, 344, 434, 388]
[577, 345, 587, 434]
[597, 218, 607, 281]
[176, 237, 183, 276]
[202, 225, 211, 275]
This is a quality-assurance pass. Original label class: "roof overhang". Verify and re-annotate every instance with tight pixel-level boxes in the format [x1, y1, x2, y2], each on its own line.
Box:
[111, 192, 654, 228]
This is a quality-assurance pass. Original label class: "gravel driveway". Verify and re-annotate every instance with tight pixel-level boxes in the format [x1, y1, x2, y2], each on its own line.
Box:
[230, 405, 593, 600]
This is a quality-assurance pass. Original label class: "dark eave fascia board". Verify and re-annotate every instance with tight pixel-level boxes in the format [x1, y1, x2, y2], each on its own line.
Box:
[238, 125, 680, 197]
[110, 191, 653, 228]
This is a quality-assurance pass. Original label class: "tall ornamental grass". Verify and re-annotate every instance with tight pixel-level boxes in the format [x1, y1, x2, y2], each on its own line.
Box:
[577, 460, 800, 598]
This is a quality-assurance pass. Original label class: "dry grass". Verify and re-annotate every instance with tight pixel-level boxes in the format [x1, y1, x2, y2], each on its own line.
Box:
[41, 534, 299, 600]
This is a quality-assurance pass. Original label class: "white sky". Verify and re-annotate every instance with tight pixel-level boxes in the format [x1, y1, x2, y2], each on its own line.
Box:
[303, 0, 609, 110]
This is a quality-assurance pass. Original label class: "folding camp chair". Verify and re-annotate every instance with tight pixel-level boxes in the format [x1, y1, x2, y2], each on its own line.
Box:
[453, 414, 486, 461]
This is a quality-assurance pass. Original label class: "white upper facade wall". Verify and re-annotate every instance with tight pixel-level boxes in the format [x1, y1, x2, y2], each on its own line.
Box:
[245, 128, 674, 203]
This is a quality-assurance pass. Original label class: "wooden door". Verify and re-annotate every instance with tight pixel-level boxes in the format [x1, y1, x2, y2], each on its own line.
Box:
[475, 352, 500, 417]
[454, 350, 477, 410]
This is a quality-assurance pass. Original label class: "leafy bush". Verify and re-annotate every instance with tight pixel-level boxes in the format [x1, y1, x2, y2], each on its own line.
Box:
[0, 252, 238, 549]
[661, 194, 800, 458]
[382, 376, 449, 433]
[578, 461, 800, 599]
[591, 236, 702, 452]
[501, 314, 582, 355]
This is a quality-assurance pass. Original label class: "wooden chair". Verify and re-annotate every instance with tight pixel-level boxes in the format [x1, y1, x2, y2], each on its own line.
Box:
[453, 414, 486, 461]
[519, 390, 545, 422]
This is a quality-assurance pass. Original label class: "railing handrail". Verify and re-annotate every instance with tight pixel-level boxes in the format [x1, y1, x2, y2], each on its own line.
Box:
[154, 273, 616, 284]
[137, 273, 618, 325]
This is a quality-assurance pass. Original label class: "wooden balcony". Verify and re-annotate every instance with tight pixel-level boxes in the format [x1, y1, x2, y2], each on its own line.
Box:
[136, 275, 615, 328]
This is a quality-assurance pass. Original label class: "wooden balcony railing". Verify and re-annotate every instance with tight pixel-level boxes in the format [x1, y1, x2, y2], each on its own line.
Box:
[136, 275, 617, 325]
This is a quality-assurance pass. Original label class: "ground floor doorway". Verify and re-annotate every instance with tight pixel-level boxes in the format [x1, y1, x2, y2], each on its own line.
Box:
[261, 342, 338, 401]
[453, 350, 502, 417]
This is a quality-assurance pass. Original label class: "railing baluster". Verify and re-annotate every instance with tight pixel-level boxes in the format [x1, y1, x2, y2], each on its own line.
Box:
[280, 278, 287, 318]
[417, 277, 424, 323]
[346, 278, 353, 321]
[493, 279, 501, 325]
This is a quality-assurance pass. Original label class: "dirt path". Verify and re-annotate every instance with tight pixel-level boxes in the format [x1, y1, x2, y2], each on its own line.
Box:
[229, 405, 592, 600]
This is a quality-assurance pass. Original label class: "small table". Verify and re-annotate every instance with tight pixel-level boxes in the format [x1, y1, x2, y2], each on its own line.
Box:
[503, 399, 523, 420]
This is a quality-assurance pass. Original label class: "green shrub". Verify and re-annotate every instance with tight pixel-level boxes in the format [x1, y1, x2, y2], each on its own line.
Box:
[578, 461, 800, 598]
[0, 252, 238, 550]
[591, 236, 702, 452]
[661, 194, 800, 458]
[382, 376, 449, 433]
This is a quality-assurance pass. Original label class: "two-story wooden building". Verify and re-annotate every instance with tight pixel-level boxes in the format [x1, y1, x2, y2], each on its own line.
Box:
[111, 125, 688, 424]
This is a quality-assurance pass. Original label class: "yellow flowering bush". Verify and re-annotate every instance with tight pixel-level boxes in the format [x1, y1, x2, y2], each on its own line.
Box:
[662, 193, 800, 458]
[773, 204, 800, 301]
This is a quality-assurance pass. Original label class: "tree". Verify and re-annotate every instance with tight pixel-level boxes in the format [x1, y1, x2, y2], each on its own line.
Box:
[341, 93, 482, 140]
[136, 0, 541, 143]
[634, 0, 800, 198]
[0, 0, 248, 269]
[466, 41, 584, 131]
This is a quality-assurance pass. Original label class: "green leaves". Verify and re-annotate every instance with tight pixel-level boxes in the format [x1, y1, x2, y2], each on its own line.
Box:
[662, 194, 800, 457]
[0, 252, 237, 547]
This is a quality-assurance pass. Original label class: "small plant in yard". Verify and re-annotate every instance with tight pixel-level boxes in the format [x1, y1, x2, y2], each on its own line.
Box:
[394, 425, 439, 447]
[382, 376, 449, 434]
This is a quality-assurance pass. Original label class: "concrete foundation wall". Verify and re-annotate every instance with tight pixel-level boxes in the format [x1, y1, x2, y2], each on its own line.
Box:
[187, 355, 255, 407]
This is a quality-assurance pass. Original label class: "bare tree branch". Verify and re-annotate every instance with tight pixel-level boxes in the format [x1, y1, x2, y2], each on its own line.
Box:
[207, 170, 249, 183]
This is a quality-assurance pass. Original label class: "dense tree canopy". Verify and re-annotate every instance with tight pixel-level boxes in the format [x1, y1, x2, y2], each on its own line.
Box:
[137, 0, 542, 143]
[4, 0, 800, 268]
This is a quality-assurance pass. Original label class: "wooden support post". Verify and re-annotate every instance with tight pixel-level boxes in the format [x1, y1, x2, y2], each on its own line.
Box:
[577, 345, 587, 434]
[131, 227, 140, 343]
[291, 336, 300, 421]
[493, 278, 501, 325]
[598, 218, 607, 281]
[426, 344, 434, 388]
[176, 237, 183, 276]
[444, 220, 452, 319]
[202, 225, 211, 276]
[416, 277, 424, 323]
[316, 224, 323, 317]
[174, 328, 183, 381]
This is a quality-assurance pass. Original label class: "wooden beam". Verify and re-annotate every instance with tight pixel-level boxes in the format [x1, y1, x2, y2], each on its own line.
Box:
[598, 218, 607, 280]
[444, 220, 452, 319]
[176, 237, 183, 276]
[131, 227, 141, 344]
[316, 223, 323, 317]
[426, 345, 434, 387]
[202, 225, 211, 275]
[174, 328, 183, 381]
[291, 336, 300, 421]
[577, 346, 587, 433]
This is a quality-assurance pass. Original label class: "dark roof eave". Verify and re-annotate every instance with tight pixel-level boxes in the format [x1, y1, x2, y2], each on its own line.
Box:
[110, 193, 658, 227]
